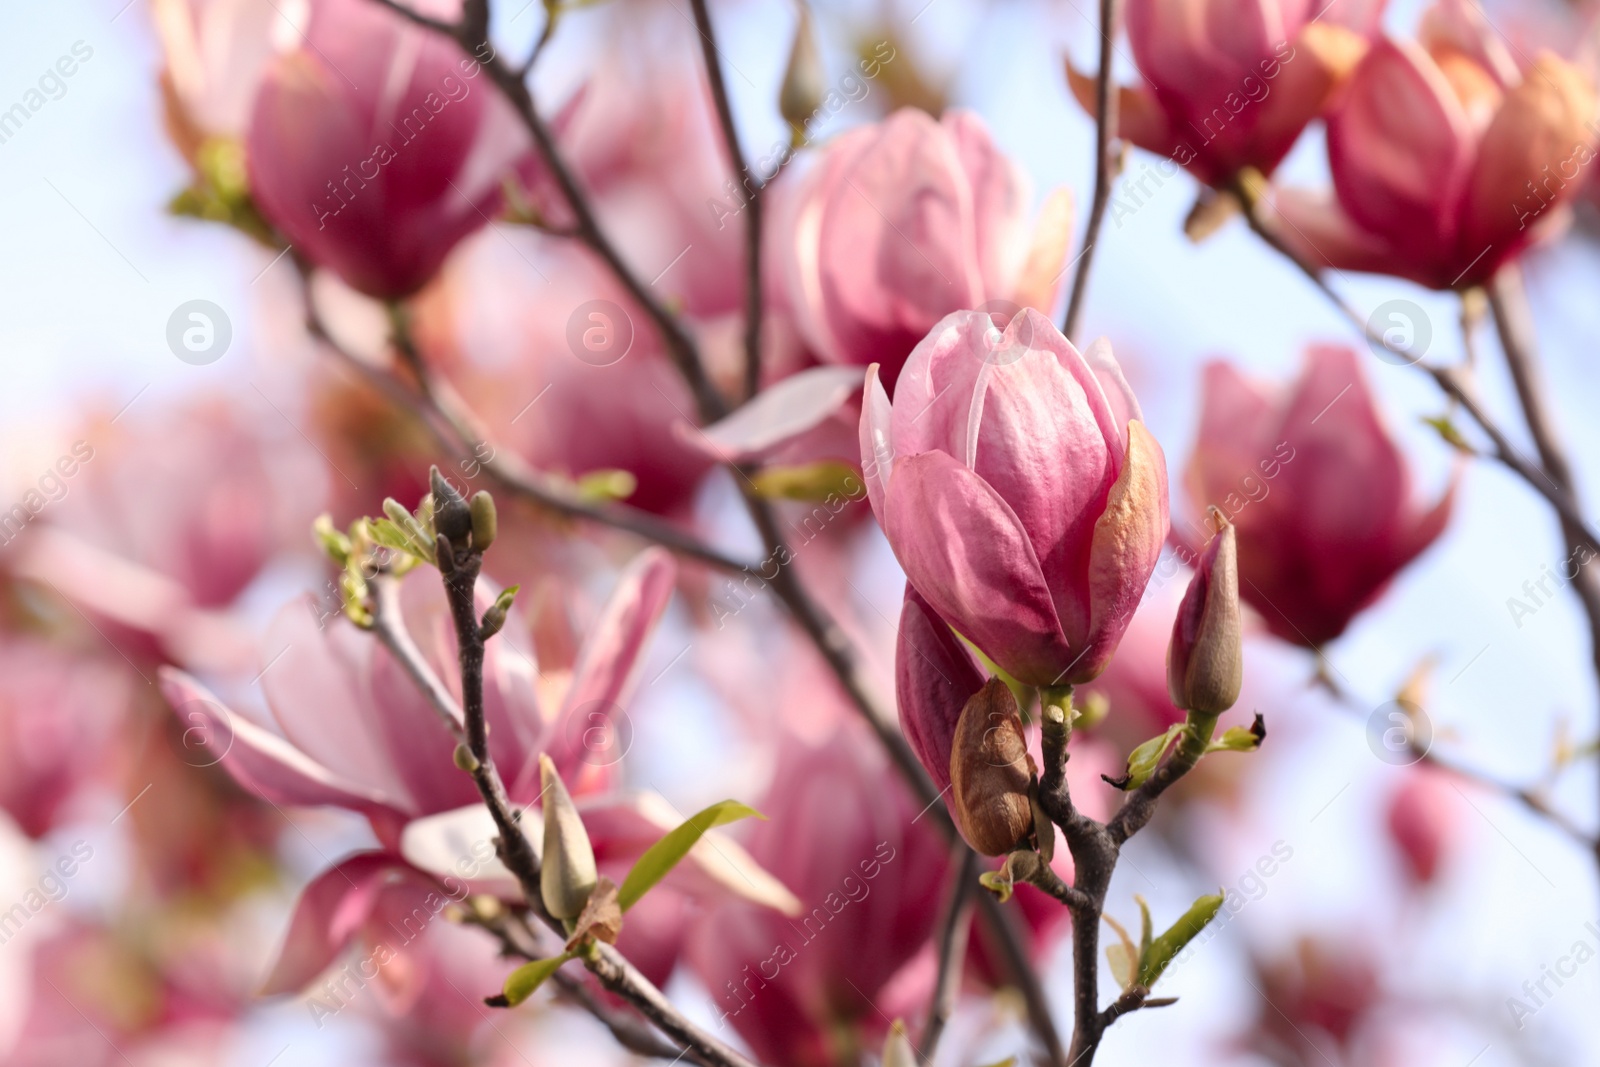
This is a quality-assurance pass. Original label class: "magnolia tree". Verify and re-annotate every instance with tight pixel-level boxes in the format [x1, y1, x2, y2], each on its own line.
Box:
[4, 0, 1600, 1063]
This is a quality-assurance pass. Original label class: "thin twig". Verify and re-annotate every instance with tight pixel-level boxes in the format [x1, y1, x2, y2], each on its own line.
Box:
[1313, 667, 1592, 847]
[689, 0, 764, 401]
[921, 848, 978, 1059]
[300, 277, 754, 576]
[467, 910, 690, 1061]
[1061, 0, 1120, 341]
[369, 566, 758, 1067]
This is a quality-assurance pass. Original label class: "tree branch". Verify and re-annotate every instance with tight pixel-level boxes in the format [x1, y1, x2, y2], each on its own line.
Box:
[300, 279, 755, 576]
[921, 847, 978, 1059]
[689, 0, 765, 401]
[367, 565, 760, 1067]
[1061, 0, 1121, 341]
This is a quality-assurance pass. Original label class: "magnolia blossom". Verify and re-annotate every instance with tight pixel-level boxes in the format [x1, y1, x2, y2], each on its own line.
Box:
[0, 639, 128, 838]
[158, 549, 676, 847]
[1179, 347, 1454, 646]
[413, 236, 713, 515]
[246, 0, 539, 297]
[1386, 769, 1459, 885]
[686, 719, 947, 1067]
[1071, 0, 1382, 186]
[862, 309, 1169, 687]
[782, 107, 1074, 390]
[151, 0, 302, 150]
[1275, 0, 1600, 289]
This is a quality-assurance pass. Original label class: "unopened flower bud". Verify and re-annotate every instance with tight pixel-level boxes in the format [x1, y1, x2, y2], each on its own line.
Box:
[539, 754, 597, 920]
[430, 466, 473, 544]
[1167, 509, 1242, 715]
[949, 678, 1035, 857]
[779, 5, 825, 136]
[470, 491, 497, 552]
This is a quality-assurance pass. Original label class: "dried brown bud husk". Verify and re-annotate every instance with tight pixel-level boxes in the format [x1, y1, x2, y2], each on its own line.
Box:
[949, 678, 1035, 856]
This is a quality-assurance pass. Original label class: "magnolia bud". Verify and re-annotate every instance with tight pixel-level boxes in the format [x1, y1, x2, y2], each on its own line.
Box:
[539, 754, 597, 920]
[470, 491, 497, 552]
[430, 466, 473, 544]
[949, 678, 1035, 857]
[1168, 509, 1242, 715]
[779, 5, 826, 136]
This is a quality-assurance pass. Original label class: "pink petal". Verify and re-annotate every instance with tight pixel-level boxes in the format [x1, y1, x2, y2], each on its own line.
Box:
[683, 365, 866, 464]
[882, 450, 1072, 686]
[860, 363, 895, 521]
[159, 668, 407, 818]
[942, 109, 1031, 300]
[1327, 39, 1476, 251]
[895, 585, 985, 794]
[261, 852, 431, 996]
[262, 598, 413, 805]
[1081, 421, 1171, 684]
[1268, 186, 1400, 280]
[509, 550, 676, 797]
[1010, 185, 1075, 318]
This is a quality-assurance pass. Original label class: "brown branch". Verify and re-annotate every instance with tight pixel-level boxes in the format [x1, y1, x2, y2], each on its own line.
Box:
[300, 280, 754, 576]
[689, 0, 765, 401]
[1489, 267, 1600, 870]
[467, 910, 689, 1061]
[1032, 692, 1219, 1065]
[368, 567, 759, 1067]
[1061, 0, 1121, 341]
[921, 847, 977, 1059]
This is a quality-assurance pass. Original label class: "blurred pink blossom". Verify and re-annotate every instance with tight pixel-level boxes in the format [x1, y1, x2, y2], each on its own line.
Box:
[781, 107, 1073, 391]
[1179, 347, 1454, 646]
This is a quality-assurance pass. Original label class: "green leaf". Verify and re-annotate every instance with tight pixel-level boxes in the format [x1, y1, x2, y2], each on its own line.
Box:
[1104, 911, 1138, 991]
[749, 460, 864, 502]
[576, 468, 638, 503]
[616, 800, 765, 912]
[1123, 725, 1184, 790]
[977, 867, 1014, 904]
[1136, 894, 1153, 961]
[1207, 726, 1261, 753]
[1139, 891, 1225, 988]
[500, 952, 575, 1006]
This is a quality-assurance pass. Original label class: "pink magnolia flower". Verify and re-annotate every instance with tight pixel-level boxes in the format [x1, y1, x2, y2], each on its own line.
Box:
[1070, 0, 1381, 187]
[269, 797, 799, 1016]
[152, 0, 300, 148]
[246, 0, 540, 298]
[861, 310, 1169, 687]
[1275, 0, 1600, 289]
[0, 637, 128, 837]
[1179, 347, 1454, 646]
[414, 237, 713, 515]
[782, 108, 1075, 391]
[1385, 769, 1459, 885]
[157, 549, 676, 848]
[686, 719, 948, 1067]
[7, 395, 318, 672]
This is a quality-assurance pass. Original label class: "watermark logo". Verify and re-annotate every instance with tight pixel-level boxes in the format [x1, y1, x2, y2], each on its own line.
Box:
[1366, 299, 1430, 367]
[566, 299, 633, 367]
[167, 299, 232, 365]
